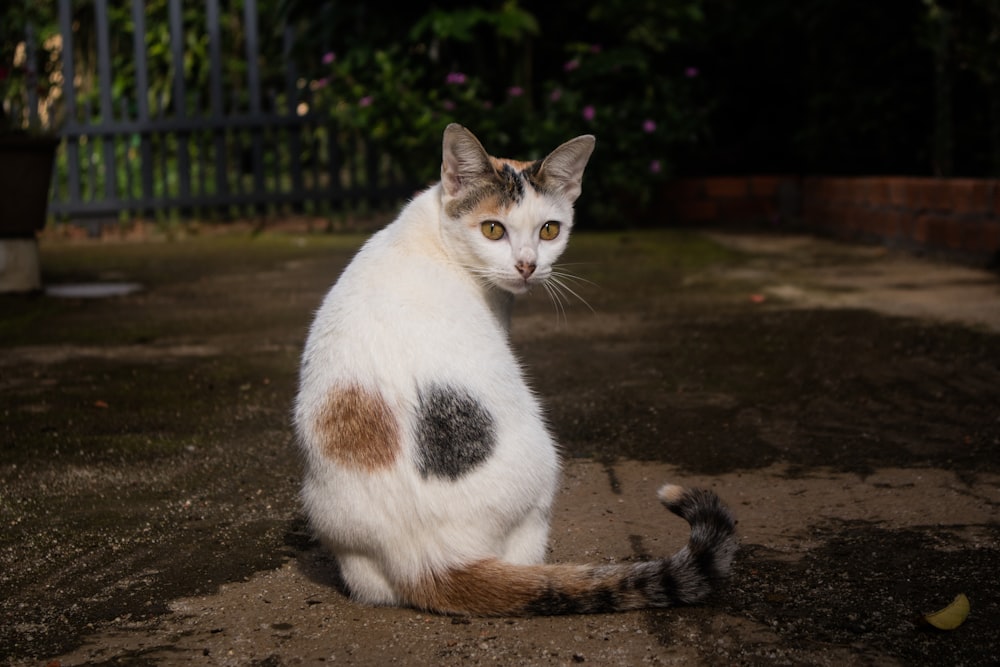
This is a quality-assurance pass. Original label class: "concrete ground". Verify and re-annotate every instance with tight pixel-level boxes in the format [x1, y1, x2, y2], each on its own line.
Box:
[1, 224, 998, 666]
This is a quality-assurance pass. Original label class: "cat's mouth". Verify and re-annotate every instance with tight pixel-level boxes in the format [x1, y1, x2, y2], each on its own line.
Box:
[495, 272, 546, 295]
[496, 278, 531, 295]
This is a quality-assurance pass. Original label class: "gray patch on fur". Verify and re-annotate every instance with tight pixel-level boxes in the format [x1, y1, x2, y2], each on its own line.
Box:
[415, 385, 496, 480]
[499, 163, 527, 204]
[520, 160, 552, 195]
[445, 162, 542, 219]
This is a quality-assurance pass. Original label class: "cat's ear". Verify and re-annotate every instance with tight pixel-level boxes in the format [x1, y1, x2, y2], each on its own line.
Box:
[537, 135, 596, 204]
[441, 123, 493, 198]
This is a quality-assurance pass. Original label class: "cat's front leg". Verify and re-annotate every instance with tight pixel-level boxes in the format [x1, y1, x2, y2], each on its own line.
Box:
[500, 505, 552, 565]
[337, 553, 399, 606]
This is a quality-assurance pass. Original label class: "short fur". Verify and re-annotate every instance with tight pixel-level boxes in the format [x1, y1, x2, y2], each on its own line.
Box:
[294, 124, 738, 615]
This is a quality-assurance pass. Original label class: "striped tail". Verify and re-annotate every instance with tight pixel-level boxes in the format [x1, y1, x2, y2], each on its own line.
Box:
[399, 484, 738, 616]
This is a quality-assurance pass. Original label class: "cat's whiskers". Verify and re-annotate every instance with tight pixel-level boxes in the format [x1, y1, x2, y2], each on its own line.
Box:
[534, 270, 595, 324]
[549, 267, 599, 291]
[540, 279, 569, 323]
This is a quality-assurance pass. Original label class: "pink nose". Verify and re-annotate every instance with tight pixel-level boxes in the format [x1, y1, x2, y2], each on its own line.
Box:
[515, 261, 536, 279]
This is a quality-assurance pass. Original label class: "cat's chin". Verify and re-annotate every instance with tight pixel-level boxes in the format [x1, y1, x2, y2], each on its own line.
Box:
[493, 277, 535, 296]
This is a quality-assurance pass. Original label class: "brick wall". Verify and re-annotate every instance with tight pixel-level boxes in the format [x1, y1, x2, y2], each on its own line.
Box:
[660, 176, 1000, 262]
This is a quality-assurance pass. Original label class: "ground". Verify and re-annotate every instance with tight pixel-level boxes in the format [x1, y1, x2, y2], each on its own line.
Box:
[1, 224, 998, 666]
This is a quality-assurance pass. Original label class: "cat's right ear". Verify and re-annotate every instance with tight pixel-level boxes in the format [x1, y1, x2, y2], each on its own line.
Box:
[441, 124, 492, 198]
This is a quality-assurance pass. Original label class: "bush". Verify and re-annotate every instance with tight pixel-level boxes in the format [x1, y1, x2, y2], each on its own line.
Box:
[300, 0, 712, 225]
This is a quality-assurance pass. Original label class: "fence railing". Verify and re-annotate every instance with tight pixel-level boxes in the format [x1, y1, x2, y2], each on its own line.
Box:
[22, 0, 415, 225]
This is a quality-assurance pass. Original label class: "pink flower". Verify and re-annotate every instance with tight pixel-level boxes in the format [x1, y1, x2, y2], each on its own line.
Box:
[642, 119, 656, 133]
[446, 72, 467, 85]
[322, 52, 335, 65]
[649, 160, 662, 174]
[564, 59, 580, 72]
[442, 100, 456, 111]
[582, 105, 596, 122]
[549, 88, 562, 102]
[359, 96, 373, 107]
[314, 77, 329, 89]
[684, 66, 699, 78]
[508, 86, 524, 98]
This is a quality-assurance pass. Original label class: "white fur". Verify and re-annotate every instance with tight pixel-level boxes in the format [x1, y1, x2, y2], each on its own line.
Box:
[294, 126, 594, 606]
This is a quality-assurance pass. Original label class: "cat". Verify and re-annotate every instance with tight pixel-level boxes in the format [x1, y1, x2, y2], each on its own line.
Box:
[294, 123, 737, 615]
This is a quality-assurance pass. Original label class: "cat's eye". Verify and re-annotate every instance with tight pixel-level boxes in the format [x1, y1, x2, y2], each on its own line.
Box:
[481, 221, 506, 241]
[539, 221, 561, 241]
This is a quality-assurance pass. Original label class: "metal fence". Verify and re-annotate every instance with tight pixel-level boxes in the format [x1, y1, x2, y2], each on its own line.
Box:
[33, 0, 413, 225]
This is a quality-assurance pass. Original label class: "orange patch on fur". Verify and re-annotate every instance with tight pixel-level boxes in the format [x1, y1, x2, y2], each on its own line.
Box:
[401, 559, 597, 616]
[489, 156, 535, 172]
[316, 385, 400, 471]
[465, 193, 505, 216]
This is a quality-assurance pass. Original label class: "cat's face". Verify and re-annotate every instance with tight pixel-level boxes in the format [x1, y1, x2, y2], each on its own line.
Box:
[439, 125, 596, 296]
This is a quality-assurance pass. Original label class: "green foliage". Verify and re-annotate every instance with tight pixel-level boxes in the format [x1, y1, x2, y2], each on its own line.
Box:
[305, 0, 711, 224]
[410, 4, 540, 42]
[0, 1, 59, 133]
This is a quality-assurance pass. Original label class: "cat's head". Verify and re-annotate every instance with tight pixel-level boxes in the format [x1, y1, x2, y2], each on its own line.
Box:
[439, 123, 595, 295]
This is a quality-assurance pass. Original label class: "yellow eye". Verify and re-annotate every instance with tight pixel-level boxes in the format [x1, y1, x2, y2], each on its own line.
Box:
[481, 221, 506, 240]
[539, 221, 561, 241]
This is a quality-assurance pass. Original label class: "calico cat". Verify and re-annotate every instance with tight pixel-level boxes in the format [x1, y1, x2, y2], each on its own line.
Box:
[294, 123, 737, 615]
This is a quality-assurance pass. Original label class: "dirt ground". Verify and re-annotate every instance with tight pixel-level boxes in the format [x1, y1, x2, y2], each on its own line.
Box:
[1, 224, 998, 666]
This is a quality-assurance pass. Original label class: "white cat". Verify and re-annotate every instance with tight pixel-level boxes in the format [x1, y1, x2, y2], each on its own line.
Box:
[294, 124, 737, 615]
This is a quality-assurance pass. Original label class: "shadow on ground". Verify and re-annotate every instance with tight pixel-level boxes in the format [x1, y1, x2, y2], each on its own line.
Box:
[1, 227, 998, 666]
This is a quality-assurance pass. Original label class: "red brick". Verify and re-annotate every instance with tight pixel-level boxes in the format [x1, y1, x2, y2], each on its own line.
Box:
[863, 208, 880, 235]
[802, 201, 829, 227]
[866, 178, 892, 207]
[898, 210, 921, 237]
[881, 210, 908, 238]
[749, 175, 783, 198]
[912, 213, 931, 243]
[839, 204, 856, 229]
[816, 178, 839, 203]
[908, 179, 933, 213]
[914, 179, 934, 211]
[854, 180, 871, 204]
[945, 220, 966, 249]
[917, 214, 963, 249]
[864, 208, 887, 236]
[961, 220, 1000, 252]
[900, 178, 922, 210]
[926, 216, 950, 247]
[886, 177, 911, 208]
[802, 177, 827, 200]
[824, 178, 847, 204]
[704, 177, 749, 198]
[949, 179, 994, 215]
[847, 207, 868, 234]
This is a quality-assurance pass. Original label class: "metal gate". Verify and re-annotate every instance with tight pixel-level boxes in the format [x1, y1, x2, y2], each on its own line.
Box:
[21, 0, 412, 224]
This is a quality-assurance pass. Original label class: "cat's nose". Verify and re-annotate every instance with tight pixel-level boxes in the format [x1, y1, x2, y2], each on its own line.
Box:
[515, 261, 537, 279]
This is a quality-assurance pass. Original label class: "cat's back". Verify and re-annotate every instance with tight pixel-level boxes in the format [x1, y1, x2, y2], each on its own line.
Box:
[295, 182, 547, 500]
[301, 186, 509, 393]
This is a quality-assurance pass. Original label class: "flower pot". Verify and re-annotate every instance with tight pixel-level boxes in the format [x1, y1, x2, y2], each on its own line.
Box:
[0, 133, 58, 236]
[0, 133, 58, 292]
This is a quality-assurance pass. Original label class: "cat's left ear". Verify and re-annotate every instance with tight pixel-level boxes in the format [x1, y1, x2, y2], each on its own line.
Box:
[537, 135, 596, 204]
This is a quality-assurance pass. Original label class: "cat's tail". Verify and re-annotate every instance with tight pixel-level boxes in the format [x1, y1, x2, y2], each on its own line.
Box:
[400, 484, 738, 616]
